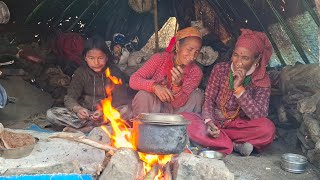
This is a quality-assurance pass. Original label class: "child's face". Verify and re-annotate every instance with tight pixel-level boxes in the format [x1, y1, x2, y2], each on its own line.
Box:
[84, 48, 108, 72]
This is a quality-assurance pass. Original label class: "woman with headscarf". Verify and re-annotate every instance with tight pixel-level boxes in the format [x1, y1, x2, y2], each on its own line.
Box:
[182, 29, 276, 156]
[129, 27, 204, 117]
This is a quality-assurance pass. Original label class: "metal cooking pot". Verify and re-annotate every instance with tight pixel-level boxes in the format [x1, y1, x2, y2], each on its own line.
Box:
[0, 84, 7, 108]
[132, 113, 189, 155]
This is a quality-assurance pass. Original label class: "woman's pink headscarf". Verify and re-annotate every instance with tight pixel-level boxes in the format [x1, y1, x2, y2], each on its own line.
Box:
[235, 29, 273, 88]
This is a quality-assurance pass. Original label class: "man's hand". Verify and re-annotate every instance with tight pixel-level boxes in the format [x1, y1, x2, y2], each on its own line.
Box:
[171, 66, 183, 86]
[154, 85, 174, 102]
[77, 108, 90, 120]
[233, 68, 247, 88]
[206, 121, 220, 138]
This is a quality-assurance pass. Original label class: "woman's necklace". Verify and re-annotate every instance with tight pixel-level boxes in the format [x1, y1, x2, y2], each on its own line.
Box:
[219, 70, 252, 120]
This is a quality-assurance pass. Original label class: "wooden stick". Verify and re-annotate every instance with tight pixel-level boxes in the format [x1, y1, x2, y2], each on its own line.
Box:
[144, 164, 159, 180]
[153, 0, 159, 52]
[49, 132, 117, 153]
[164, 162, 172, 180]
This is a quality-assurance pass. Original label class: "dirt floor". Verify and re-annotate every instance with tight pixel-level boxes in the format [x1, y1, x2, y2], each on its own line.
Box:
[0, 76, 319, 179]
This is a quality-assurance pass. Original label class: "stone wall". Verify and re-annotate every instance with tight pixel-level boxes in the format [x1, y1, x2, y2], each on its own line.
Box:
[316, 0, 320, 64]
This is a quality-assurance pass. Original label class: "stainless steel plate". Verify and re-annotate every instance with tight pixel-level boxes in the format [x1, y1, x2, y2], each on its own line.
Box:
[198, 150, 226, 160]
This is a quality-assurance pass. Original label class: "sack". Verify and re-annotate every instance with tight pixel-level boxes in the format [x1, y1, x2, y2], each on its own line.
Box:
[128, 0, 153, 13]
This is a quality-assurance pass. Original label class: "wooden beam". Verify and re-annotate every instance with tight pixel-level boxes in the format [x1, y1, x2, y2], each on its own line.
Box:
[154, 0, 159, 52]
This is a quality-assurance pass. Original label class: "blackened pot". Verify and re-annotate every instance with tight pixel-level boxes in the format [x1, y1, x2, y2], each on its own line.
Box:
[132, 113, 189, 155]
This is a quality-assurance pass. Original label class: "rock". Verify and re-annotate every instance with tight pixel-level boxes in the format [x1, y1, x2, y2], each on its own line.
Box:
[298, 92, 320, 114]
[297, 124, 315, 150]
[3, 161, 81, 176]
[99, 148, 143, 180]
[279, 64, 320, 94]
[87, 126, 111, 145]
[307, 140, 320, 168]
[277, 105, 288, 123]
[303, 114, 320, 143]
[315, 99, 320, 119]
[172, 153, 234, 180]
[0, 129, 105, 176]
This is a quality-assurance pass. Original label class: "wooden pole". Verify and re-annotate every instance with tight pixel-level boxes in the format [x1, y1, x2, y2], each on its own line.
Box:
[154, 0, 159, 52]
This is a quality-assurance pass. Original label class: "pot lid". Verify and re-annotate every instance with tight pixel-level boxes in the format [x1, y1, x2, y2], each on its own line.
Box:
[137, 113, 190, 125]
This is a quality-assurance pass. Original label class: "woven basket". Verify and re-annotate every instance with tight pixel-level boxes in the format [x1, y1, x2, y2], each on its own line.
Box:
[128, 0, 153, 13]
[0, 1, 10, 24]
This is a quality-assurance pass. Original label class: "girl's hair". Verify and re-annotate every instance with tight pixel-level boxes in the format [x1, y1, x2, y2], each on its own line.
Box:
[82, 35, 111, 57]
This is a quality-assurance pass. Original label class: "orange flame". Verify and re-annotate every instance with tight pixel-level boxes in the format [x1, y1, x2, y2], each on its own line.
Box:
[101, 68, 172, 179]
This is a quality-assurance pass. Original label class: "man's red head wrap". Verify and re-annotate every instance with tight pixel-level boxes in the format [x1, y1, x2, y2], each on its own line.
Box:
[235, 29, 273, 88]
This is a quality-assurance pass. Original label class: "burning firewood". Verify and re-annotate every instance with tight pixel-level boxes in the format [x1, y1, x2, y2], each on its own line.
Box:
[164, 162, 172, 180]
[143, 164, 159, 180]
[49, 132, 117, 154]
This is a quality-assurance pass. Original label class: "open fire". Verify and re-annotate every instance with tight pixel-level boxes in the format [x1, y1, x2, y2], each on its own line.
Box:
[100, 68, 172, 179]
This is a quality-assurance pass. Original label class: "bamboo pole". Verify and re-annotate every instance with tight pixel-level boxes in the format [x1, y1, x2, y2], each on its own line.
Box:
[154, 0, 159, 52]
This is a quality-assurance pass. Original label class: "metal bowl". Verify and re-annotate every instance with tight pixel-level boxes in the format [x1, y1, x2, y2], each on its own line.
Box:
[198, 150, 226, 160]
[281, 153, 308, 174]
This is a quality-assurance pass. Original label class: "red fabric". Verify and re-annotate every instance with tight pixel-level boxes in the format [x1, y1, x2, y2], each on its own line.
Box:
[235, 29, 273, 88]
[53, 33, 85, 65]
[166, 27, 202, 52]
[202, 62, 271, 121]
[166, 37, 176, 52]
[129, 52, 203, 108]
[181, 112, 275, 155]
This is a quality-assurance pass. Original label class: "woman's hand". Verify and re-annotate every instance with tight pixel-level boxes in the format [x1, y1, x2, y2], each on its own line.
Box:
[233, 68, 247, 88]
[90, 110, 103, 121]
[154, 85, 174, 102]
[206, 121, 220, 138]
[77, 108, 90, 120]
[171, 66, 183, 86]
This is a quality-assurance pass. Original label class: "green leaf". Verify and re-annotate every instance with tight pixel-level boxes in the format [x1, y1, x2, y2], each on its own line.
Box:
[242, 0, 286, 66]
[266, 0, 310, 64]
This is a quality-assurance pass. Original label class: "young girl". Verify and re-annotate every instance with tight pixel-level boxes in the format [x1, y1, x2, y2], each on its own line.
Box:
[46, 36, 130, 132]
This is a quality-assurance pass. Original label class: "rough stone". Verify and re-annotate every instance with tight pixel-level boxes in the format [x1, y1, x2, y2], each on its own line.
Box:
[172, 153, 234, 180]
[315, 99, 320, 119]
[279, 64, 320, 94]
[3, 161, 81, 176]
[99, 148, 143, 180]
[297, 124, 315, 150]
[87, 126, 111, 145]
[303, 114, 320, 143]
[298, 92, 320, 114]
[307, 140, 320, 169]
[0, 129, 105, 176]
[277, 105, 288, 123]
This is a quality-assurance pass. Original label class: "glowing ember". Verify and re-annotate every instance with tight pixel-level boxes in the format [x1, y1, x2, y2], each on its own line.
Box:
[101, 68, 172, 179]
